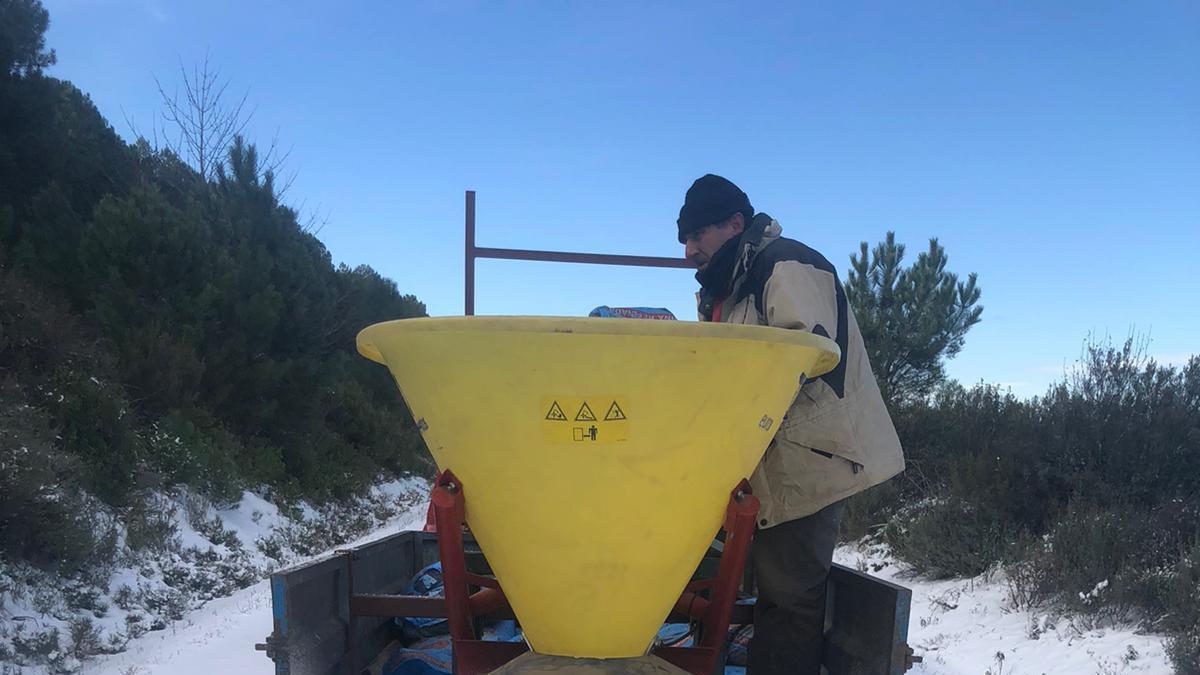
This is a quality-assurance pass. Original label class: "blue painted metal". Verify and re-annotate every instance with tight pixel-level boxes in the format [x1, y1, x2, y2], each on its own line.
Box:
[270, 574, 290, 675]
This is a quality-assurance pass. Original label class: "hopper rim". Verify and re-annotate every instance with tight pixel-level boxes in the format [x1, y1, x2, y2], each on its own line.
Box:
[356, 316, 841, 379]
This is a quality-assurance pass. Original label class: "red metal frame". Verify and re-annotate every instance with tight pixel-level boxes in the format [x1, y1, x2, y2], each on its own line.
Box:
[430, 470, 529, 674]
[428, 469, 759, 674]
[463, 190, 693, 316]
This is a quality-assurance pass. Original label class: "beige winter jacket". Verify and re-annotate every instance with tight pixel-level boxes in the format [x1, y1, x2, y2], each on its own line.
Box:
[700, 215, 905, 528]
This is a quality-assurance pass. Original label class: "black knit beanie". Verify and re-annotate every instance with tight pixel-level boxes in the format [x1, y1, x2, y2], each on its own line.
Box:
[677, 174, 754, 244]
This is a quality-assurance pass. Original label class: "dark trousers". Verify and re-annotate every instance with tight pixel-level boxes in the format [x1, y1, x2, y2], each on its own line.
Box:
[747, 500, 845, 675]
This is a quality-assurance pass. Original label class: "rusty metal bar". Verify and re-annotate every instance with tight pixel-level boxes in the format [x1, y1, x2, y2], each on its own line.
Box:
[467, 587, 510, 617]
[473, 246, 693, 269]
[699, 480, 759, 651]
[349, 593, 517, 620]
[464, 572, 500, 589]
[666, 603, 753, 625]
[672, 591, 709, 620]
[350, 594, 447, 618]
[463, 190, 693, 315]
[432, 470, 475, 640]
[465, 191, 477, 316]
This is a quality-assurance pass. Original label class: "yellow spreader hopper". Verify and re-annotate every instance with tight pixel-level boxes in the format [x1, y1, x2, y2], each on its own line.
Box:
[356, 317, 839, 660]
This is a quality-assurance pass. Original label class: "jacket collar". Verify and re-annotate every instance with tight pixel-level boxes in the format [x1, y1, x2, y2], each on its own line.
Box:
[734, 212, 781, 279]
[697, 213, 782, 320]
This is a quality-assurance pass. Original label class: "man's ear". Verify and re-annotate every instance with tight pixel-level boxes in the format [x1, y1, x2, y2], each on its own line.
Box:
[729, 211, 745, 235]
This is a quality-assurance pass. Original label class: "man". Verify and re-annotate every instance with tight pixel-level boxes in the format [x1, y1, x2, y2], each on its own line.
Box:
[677, 174, 905, 675]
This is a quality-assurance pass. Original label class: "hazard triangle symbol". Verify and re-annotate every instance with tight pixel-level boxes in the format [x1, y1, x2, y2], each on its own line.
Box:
[604, 401, 626, 421]
[545, 401, 567, 421]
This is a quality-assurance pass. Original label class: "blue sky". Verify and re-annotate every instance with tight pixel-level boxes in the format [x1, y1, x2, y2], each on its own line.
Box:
[45, 1, 1199, 397]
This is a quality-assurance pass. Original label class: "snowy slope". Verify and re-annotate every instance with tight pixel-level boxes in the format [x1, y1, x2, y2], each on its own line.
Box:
[87, 492, 430, 675]
[87, 582, 274, 675]
[80, 536, 1174, 675]
[0, 478, 429, 675]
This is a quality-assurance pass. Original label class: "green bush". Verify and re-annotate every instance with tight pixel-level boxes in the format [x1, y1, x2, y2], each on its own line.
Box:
[841, 479, 901, 541]
[876, 341, 1197, 559]
[68, 616, 101, 659]
[1005, 503, 1162, 618]
[1147, 543, 1200, 674]
[0, 383, 105, 574]
[883, 497, 1011, 578]
[151, 411, 243, 502]
[863, 340, 1199, 672]
[124, 493, 180, 553]
[1036, 341, 1200, 510]
[124, 612, 147, 639]
[45, 366, 143, 504]
[11, 624, 61, 664]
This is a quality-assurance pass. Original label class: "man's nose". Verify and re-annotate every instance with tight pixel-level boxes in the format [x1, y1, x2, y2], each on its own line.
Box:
[684, 240, 699, 260]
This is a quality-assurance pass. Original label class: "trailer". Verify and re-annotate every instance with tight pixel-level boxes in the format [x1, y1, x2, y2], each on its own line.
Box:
[259, 526, 918, 675]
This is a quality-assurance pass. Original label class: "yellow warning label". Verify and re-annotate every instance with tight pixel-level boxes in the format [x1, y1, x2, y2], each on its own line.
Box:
[575, 402, 597, 421]
[541, 396, 630, 445]
[545, 401, 567, 421]
[604, 401, 626, 421]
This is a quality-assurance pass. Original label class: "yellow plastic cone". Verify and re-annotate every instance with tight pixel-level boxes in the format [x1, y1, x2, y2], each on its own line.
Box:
[357, 317, 839, 658]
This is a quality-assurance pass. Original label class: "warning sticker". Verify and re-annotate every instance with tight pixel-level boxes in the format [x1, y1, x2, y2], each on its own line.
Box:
[575, 402, 597, 421]
[541, 396, 630, 445]
[604, 401, 626, 421]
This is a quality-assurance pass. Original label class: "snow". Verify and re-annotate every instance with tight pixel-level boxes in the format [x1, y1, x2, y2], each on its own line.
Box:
[6, 478, 1172, 675]
[85, 537, 1174, 675]
[88, 583, 275, 675]
[834, 543, 1173, 675]
[86, 488, 430, 675]
[214, 492, 286, 552]
[0, 476, 430, 674]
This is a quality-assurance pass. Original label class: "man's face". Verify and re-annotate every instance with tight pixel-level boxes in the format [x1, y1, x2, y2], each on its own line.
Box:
[683, 214, 744, 271]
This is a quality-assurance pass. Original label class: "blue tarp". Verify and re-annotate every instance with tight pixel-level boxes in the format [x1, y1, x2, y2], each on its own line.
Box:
[380, 562, 755, 675]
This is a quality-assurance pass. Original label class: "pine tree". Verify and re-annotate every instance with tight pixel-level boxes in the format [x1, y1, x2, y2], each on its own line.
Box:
[0, 0, 56, 78]
[846, 232, 983, 404]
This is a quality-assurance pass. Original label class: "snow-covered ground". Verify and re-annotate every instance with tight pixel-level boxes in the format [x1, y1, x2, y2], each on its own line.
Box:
[835, 543, 1173, 675]
[56, 534, 1172, 675]
[0, 477, 430, 675]
[7, 475, 1171, 667]
[86, 496, 431, 675]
